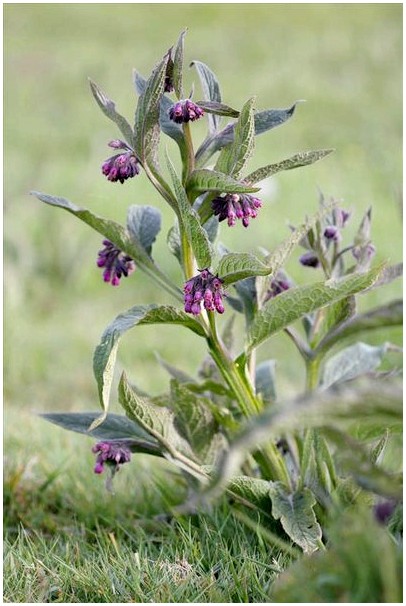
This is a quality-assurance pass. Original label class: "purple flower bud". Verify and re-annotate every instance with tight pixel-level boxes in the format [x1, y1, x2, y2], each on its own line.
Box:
[97, 240, 135, 286]
[374, 500, 397, 525]
[101, 141, 141, 184]
[183, 269, 225, 316]
[352, 242, 376, 269]
[212, 193, 263, 228]
[324, 225, 341, 242]
[264, 271, 291, 301]
[92, 440, 131, 475]
[299, 252, 320, 268]
[168, 99, 204, 124]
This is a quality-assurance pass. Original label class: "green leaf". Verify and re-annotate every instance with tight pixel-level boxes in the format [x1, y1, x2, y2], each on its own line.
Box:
[217, 252, 270, 286]
[269, 482, 322, 553]
[170, 380, 227, 464]
[247, 265, 384, 353]
[321, 342, 389, 389]
[93, 304, 206, 411]
[190, 60, 222, 133]
[118, 372, 196, 460]
[133, 55, 167, 171]
[41, 412, 162, 456]
[88, 79, 134, 146]
[245, 149, 334, 184]
[171, 29, 186, 99]
[215, 97, 256, 179]
[195, 100, 240, 119]
[255, 360, 277, 405]
[195, 102, 299, 167]
[308, 296, 356, 349]
[126, 205, 161, 255]
[166, 153, 213, 268]
[316, 299, 403, 355]
[186, 169, 260, 198]
[167, 221, 182, 263]
[227, 476, 277, 521]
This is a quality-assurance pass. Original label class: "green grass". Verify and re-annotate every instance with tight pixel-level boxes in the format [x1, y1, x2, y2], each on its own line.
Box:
[4, 4, 402, 602]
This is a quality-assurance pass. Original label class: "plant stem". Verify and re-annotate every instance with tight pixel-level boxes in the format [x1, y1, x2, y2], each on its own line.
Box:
[182, 122, 195, 184]
[306, 356, 321, 392]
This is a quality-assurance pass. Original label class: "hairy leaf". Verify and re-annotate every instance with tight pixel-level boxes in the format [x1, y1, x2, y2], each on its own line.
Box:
[215, 97, 256, 179]
[195, 100, 240, 118]
[88, 79, 134, 146]
[269, 482, 322, 553]
[190, 60, 222, 133]
[171, 29, 186, 99]
[93, 304, 206, 411]
[255, 360, 277, 405]
[41, 412, 161, 456]
[248, 265, 383, 352]
[321, 342, 389, 389]
[186, 169, 260, 198]
[126, 205, 162, 255]
[245, 149, 334, 184]
[217, 252, 270, 285]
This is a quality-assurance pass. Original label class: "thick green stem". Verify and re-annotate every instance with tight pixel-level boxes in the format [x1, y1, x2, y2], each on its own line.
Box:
[182, 122, 195, 184]
[306, 356, 321, 392]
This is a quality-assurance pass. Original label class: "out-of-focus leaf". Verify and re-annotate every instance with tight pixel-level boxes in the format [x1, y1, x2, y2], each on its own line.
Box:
[195, 100, 240, 118]
[171, 29, 186, 99]
[126, 205, 161, 255]
[269, 482, 322, 553]
[321, 342, 390, 389]
[255, 360, 277, 405]
[88, 79, 134, 146]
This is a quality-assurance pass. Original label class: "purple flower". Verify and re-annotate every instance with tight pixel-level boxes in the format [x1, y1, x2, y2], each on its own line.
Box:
[374, 500, 397, 525]
[97, 240, 135, 286]
[101, 140, 141, 184]
[264, 271, 291, 301]
[212, 193, 262, 228]
[352, 241, 376, 269]
[299, 252, 320, 268]
[184, 269, 225, 315]
[92, 441, 132, 475]
[324, 225, 341, 242]
[168, 99, 204, 124]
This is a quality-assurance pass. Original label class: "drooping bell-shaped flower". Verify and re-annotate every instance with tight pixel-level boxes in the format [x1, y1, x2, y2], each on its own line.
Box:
[97, 240, 135, 286]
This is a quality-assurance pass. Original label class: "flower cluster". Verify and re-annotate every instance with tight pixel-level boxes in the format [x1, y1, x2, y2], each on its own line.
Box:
[101, 140, 141, 183]
[92, 440, 132, 475]
[169, 99, 204, 124]
[97, 240, 135, 286]
[212, 193, 262, 228]
[184, 269, 225, 315]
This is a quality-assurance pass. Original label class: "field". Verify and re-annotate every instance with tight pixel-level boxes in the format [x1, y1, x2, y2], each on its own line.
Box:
[4, 4, 402, 602]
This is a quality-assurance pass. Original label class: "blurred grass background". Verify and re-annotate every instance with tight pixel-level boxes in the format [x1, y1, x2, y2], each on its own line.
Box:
[4, 4, 402, 513]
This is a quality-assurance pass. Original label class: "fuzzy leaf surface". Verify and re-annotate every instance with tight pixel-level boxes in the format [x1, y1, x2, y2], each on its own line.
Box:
[190, 60, 222, 132]
[171, 29, 186, 99]
[126, 205, 162, 254]
[93, 304, 206, 411]
[245, 149, 334, 184]
[195, 100, 240, 119]
[255, 360, 277, 405]
[248, 265, 383, 352]
[269, 482, 322, 554]
[217, 252, 270, 285]
[215, 97, 256, 179]
[186, 169, 260, 197]
[41, 412, 161, 455]
[321, 342, 389, 389]
[89, 79, 134, 146]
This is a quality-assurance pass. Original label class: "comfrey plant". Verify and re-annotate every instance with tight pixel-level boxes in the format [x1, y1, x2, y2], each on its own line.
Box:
[33, 31, 402, 556]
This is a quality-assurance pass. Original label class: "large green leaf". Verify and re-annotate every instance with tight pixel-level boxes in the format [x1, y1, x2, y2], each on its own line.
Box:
[93, 304, 206, 411]
[215, 97, 256, 179]
[126, 205, 161, 255]
[166, 153, 213, 268]
[245, 149, 334, 184]
[195, 102, 299, 167]
[217, 252, 270, 285]
[88, 79, 134, 146]
[190, 60, 222, 133]
[41, 412, 162, 456]
[171, 29, 186, 99]
[195, 101, 240, 119]
[269, 482, 322, 554]
[247, 265, 383, 352]
[321, 341, 389, 389]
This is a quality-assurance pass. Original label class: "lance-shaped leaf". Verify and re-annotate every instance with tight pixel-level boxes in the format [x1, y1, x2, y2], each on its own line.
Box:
[93, 304, 206, 411]
[247, 265, 383, 353]
[166, 153, 213, 268]
[88, 79, 134, 146]
[31, 192, 180, 300]
[195, 100, 240, 119]
[316, 299, 403, 355]
[321, 341, 390, 389]
[245, 149, 334, 184]
[186, 169, 260, 200]
[133, 55, 168, 171]
[255, 360, 277, 405]
[217, 252, 271, 286]
[126, 205, 161, 255]
[215, 97, 256, 180]
[190, 60, 222, 133]
[171, 29, 186, 99]
[41, 412, 162, 456]
[195, 102, 299, 167]
[269, 482, 322, 554]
